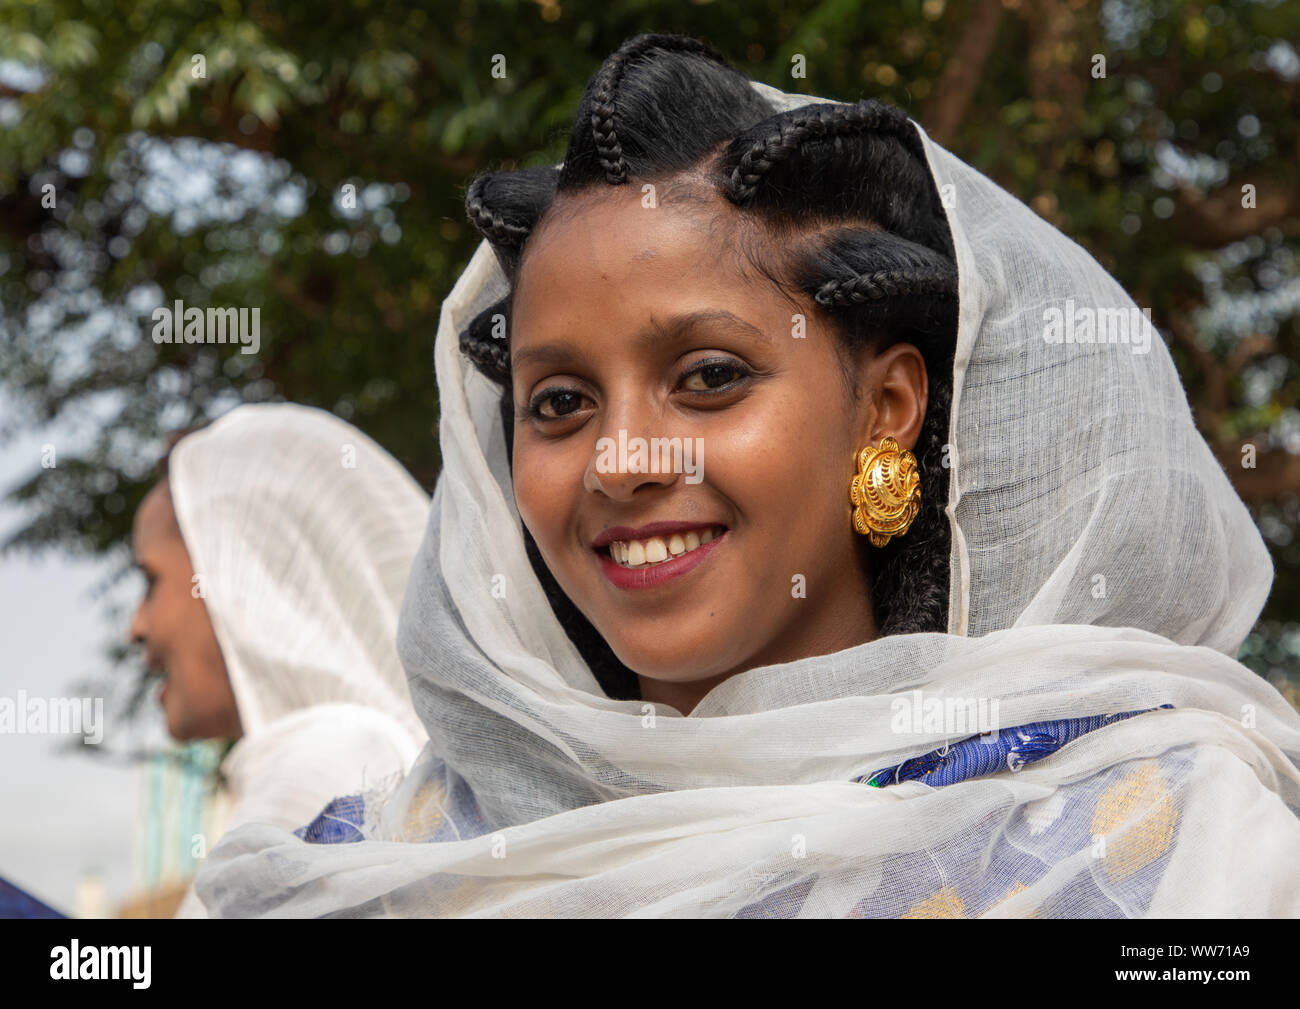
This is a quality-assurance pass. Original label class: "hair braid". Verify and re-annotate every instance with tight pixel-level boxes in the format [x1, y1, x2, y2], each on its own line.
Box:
[727, 100, 920, 205]
[465, 176, 530, 247]
[463, 166, 558, 278]
[589, 33, 729, 185]
[815, 266, 958, 306]
[458, 300, 512, 387]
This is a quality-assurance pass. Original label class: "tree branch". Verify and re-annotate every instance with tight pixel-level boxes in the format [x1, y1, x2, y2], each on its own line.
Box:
[1214, 442, 1300, 503]
[922, 0, 1005, 144]
[1176, 177, 1300, 249]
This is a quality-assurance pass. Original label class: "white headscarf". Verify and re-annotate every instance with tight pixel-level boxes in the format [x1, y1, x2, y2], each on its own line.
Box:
[195, 84, 1300, 918]
[166, 403, 430, 916]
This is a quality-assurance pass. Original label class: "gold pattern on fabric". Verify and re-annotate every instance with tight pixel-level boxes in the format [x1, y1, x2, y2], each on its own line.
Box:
[400, 779, 449, 838]
[901, 885, 965, 918]
[987, 880, 1040, 918]
[1089, 760, 1178, 883]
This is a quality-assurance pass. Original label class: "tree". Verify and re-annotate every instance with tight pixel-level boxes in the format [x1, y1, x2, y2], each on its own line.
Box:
[2, 0, 1297, 696]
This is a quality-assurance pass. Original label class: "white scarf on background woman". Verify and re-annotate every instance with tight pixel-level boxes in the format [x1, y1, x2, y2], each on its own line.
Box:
[195, 84, 1300, 918]
[167, 404, 429, 916]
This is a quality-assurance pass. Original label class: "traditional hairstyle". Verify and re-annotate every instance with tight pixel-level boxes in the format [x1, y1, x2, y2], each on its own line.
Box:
[459, 34, 958, 700]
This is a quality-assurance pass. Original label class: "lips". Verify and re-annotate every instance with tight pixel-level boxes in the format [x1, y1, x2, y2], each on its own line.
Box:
[591, 520, 727, 549]
[604, 525, 724, 568]
[596, 527, 728, 590]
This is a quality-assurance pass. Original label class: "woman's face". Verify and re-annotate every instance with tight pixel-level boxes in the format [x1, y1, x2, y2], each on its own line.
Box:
[510, 184, 927, 714]
[129, 479, 242, 741]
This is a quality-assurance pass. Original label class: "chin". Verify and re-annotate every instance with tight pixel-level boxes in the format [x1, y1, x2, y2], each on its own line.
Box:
[164, 709, 195, 742]
[612, 640, 727, 684]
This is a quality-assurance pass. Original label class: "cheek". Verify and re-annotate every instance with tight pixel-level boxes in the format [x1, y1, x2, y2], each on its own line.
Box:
[511, 445, 544, 533]
[147, 590, 192, 679]
[512, 437, 580, 546]
[712, 386, 851, 522]
[156, 589, 188, 643]
[163, 593, 210, 667]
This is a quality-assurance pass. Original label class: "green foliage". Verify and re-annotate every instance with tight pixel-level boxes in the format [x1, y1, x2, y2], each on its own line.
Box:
[1, 0, 1297, 680]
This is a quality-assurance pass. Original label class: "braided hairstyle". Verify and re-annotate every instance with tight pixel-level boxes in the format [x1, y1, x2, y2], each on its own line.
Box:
[459, 34, 958, 700]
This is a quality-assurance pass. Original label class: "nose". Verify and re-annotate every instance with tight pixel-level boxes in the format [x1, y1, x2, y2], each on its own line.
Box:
[582, 383, 694, 500]
[583, 432, 683, 501]
[128, 599, 147, 647]
[584, 463, 677, 501]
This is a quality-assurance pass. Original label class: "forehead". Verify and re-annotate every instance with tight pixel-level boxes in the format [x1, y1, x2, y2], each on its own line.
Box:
[513, 186, 754, 322]
[133, 480, 182, 547]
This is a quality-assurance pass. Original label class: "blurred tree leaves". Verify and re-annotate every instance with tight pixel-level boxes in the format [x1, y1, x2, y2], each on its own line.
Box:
[0, 0, 1297, 681]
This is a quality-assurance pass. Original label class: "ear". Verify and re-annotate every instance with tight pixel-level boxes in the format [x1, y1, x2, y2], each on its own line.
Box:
[857, 342, 928, 452]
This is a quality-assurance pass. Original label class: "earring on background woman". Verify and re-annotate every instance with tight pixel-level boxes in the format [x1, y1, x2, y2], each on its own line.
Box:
[850, 435, 921, 547]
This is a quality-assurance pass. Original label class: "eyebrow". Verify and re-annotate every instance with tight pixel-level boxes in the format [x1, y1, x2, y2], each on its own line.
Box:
[511, 309, 770, 370]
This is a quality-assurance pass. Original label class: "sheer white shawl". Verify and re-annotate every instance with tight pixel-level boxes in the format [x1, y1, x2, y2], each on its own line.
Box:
[195, 85, 1300, 918]
[166, 404, 429, 916]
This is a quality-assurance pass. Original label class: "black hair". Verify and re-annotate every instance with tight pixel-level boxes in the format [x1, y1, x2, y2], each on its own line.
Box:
[155, 423, 209, 479]
[459, 34, 958, 700]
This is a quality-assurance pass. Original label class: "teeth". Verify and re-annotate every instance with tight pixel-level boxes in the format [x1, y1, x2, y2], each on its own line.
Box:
[606, 526, 725, 569]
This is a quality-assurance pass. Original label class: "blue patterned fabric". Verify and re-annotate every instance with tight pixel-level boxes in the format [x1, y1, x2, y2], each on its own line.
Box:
[296, 759, 494, 845]
[296, 709, 1177, 848]
[858, 705, 1174, 788]
[736, 741, 1191, 918]
[295, 793, 367, 843]
[293, 707, 1179, 917]
[416, 770, 494, 843]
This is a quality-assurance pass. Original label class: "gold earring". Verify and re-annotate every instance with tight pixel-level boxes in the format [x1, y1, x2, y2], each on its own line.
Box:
[850, 435, 921, 547]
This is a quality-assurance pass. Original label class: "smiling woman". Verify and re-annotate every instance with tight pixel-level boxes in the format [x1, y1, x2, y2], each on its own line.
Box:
[195, 34, 1300, 919]
[460, 35, 958, 711]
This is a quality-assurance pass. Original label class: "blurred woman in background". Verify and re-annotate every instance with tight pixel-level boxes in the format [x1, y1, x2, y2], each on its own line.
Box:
[129, 402, 429, 916]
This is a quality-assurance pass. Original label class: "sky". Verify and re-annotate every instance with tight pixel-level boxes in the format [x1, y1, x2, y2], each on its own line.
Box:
[0, 413, 167, 915]
[0, 104, 298, 917]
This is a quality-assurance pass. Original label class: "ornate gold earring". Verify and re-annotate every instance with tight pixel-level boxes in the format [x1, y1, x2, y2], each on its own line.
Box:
[850, 435, 921, 547]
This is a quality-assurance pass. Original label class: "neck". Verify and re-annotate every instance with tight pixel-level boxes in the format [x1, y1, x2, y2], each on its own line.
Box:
[637, 670, 735, 716]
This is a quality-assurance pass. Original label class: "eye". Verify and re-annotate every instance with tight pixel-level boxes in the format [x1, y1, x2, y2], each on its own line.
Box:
[525, 387, 593, 422]
[679, 358, 751, 394]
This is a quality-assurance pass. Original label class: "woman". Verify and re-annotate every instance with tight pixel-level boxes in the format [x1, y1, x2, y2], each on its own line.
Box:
[197, 36, 1300, 917]
[129, 403, 429, 916]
